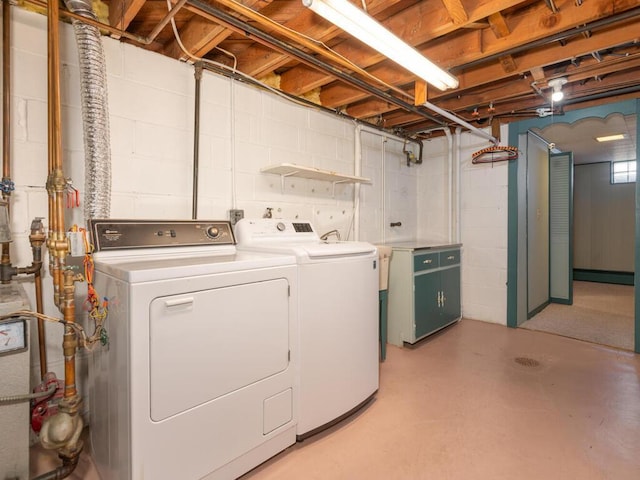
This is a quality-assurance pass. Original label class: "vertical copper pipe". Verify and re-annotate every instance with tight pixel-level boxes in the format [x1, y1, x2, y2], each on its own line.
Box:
[62, 270, 78, 399]
[48, 0, 75, 401]
[2, 0, 9, 181]
[2, 0, 12, 268]
[47, 0, 67, 309]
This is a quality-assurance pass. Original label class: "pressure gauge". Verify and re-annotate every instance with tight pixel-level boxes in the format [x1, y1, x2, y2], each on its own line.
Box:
[0, 317, 27, 355]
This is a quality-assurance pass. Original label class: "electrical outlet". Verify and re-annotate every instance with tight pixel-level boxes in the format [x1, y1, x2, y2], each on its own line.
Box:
[229, 209, 244, 225]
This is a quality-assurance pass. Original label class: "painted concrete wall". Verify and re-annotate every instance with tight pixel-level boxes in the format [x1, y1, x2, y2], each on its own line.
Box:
[459, 127, 509, 324]
[3, 8, 509, 424]
[574, 162, 635, 272]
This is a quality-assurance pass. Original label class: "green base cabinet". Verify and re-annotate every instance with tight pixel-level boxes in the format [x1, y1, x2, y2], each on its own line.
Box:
[387, 244, 461, 346]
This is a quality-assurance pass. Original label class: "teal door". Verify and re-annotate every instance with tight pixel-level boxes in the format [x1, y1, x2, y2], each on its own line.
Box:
[441, 266, 461, 325]
[414, 272, 440, 338]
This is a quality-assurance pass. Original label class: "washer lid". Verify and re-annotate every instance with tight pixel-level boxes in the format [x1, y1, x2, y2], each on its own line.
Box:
[293, 241, 376, 258]
[234, 218, 377, 260]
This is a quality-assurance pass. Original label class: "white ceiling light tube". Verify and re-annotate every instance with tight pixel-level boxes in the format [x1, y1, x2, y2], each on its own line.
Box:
[302, 0, 459, 91]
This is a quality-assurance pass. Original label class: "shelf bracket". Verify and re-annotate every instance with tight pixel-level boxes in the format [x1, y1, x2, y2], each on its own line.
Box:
[332, 180, 348, 197]
[280, 171, 299, 193]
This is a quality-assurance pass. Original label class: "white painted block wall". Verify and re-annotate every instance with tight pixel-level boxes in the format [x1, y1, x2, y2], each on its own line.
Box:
[458, 126, 510, 324]
[3, 7, 509, 427]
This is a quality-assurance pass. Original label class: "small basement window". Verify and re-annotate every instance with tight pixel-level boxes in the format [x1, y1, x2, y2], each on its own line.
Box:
[611, 160, 636, 184]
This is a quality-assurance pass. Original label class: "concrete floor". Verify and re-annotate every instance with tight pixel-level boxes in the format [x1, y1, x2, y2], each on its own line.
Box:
[31, 319, 640, 479]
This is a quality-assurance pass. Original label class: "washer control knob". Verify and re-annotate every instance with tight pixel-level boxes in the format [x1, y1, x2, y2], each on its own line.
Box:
[206, 226, 220, 238]
[276, 222, 286, 232]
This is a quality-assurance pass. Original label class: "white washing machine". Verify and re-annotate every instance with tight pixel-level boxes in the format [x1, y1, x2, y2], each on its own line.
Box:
[234, 218, 379, 439]
[87, 220, 298, 480]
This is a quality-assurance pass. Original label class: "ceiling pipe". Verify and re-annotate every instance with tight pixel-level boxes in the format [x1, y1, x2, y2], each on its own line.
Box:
[422, 101, 498, 145]
[184, 0, 497, 138]
[185, 0, 447, 127]
[563, 84, 640, 105]
[452, 6, 640, 73]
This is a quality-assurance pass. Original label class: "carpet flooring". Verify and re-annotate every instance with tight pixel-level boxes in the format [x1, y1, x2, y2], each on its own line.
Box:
[520, 281, 634, 351]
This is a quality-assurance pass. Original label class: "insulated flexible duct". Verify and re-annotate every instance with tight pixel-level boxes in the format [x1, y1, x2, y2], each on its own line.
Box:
[63, 0, 111, 219]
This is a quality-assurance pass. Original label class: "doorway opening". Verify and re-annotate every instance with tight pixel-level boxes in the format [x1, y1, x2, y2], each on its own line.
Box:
[506, 100, 639, 353]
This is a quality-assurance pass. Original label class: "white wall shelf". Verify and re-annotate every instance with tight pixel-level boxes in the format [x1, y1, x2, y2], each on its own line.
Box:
[261, 163, 372, 196]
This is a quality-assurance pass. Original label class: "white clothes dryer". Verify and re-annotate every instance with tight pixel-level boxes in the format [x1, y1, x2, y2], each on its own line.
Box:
[87, 220, 298, 480]
[234, 218, 379, 439]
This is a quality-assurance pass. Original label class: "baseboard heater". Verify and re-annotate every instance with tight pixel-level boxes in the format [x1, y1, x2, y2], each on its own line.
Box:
[573, 269, 634, 286]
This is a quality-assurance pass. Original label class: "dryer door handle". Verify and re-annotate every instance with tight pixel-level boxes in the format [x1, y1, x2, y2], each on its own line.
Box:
[164, 297, 195, 308]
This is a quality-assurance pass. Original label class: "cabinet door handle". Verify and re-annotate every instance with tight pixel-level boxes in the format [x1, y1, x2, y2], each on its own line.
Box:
[437, 291, 441, 307]
[447, 255, 455, 260]
[442, 292, 446, 306]
[423, 259, 433, 264]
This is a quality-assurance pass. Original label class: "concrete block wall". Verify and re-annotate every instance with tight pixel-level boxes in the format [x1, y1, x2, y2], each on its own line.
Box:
[416, 133, 450, 242]
[4, 7, 378, 404]
[3, 6, 510, 427]
[358, 129, 421, 244]
[458, 126, 510, 324]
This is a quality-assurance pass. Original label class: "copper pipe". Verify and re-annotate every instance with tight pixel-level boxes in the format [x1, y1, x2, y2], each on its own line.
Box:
[47, 0, 66, 307]
[47, 0, 74, 398]
[2, 0, 12, 270]
[62, 270, 79, 399]
[2, 0, 10, 182]
[23, 0, 187, 46]
[40, 4, 84, 472]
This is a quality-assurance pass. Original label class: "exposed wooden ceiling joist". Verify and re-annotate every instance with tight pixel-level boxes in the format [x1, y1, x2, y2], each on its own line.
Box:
[51, 0, 640, 136]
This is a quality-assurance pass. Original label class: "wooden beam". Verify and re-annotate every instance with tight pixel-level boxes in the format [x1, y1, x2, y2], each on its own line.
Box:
[488, 12, 511, 38]
[278, 0, 526, 95]
[317, 1, 640, 111]
[238, 0, 405, 77]
[109, 0, 146, 32]
[440, 0, 469, 25]
[346, 44, 640, 123]
[499, 55, 518, 73]
[530, 66, 546, 82]
[162, 0, 272, 61]
[491, 119, 501, 143]
[415, 80, 427, 106]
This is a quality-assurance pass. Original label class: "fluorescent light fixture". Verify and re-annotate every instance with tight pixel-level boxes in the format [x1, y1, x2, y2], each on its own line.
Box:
[302, 0, 458, 91]
[548, 77, 567, 102]
[596, 133, 626, 142]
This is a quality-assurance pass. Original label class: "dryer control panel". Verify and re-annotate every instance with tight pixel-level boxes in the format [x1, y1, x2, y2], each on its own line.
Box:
[89, 219, 235, 251]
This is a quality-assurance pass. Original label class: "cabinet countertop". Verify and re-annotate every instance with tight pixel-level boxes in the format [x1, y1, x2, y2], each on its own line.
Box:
[383, 241, 462, 252]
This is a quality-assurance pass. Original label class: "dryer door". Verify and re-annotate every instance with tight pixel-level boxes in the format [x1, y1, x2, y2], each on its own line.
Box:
[149, 278, 290, 421]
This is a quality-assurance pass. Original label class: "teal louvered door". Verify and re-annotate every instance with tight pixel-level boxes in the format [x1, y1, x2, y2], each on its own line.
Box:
[549, 152, 574, 304]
